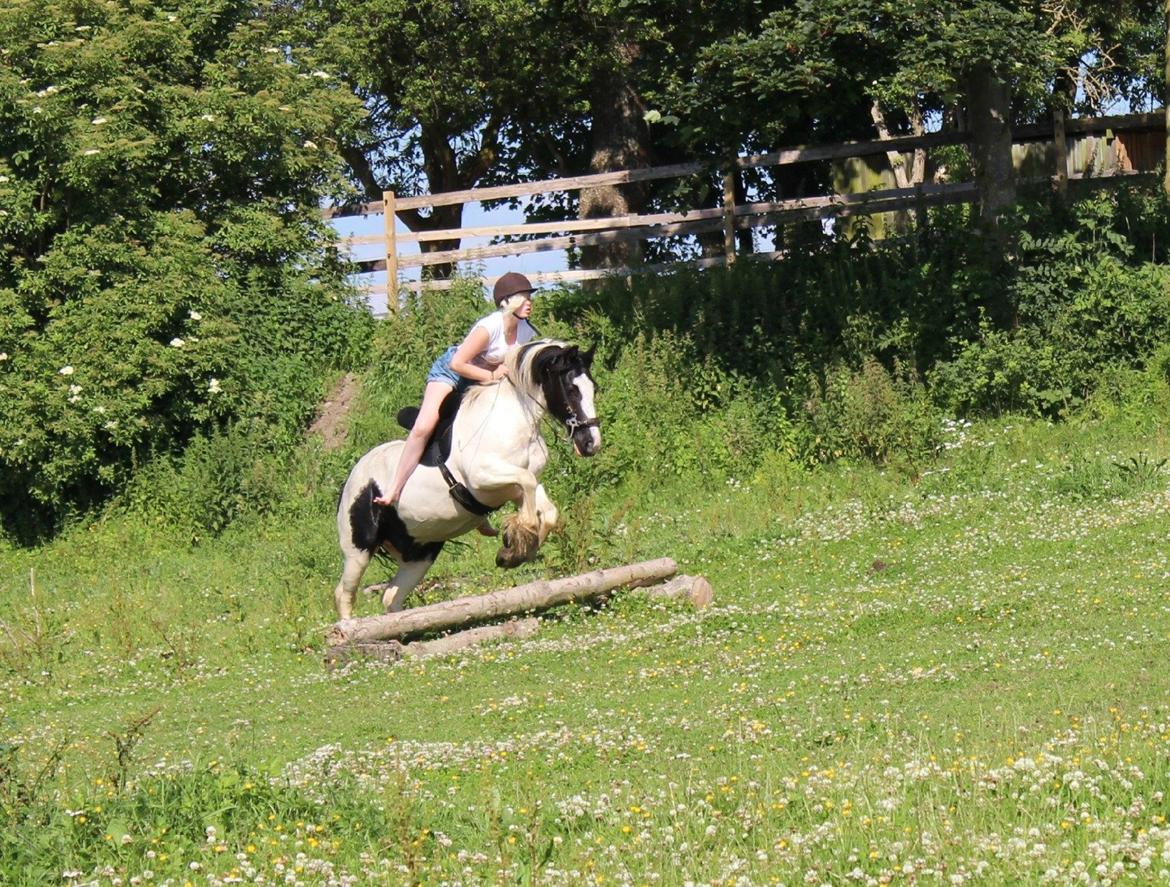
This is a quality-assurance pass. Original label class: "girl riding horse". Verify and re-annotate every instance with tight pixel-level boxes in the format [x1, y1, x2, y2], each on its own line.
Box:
[373, 272, 538, 512]
[333, 338, 601, 618]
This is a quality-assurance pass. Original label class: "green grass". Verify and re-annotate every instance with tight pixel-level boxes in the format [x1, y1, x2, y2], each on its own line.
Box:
[4, 412, 1170, 885]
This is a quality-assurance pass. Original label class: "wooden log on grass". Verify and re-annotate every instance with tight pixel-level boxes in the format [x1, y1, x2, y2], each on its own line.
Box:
[325, 617, 540, 667]
[327, 557, 678, 646]
[638, 574, 714, 609]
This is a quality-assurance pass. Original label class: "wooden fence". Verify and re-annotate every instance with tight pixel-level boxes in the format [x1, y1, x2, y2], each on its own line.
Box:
[328, 111, 1164, 309]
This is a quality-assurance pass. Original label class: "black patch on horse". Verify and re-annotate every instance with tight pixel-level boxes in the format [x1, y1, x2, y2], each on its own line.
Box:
[348, 480, 445, 563]
[396, 387, 465, 468]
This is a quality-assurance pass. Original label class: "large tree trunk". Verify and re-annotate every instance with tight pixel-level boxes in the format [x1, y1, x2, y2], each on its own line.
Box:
[966, 64, 1015, 223]
[1164, 0, 1170, 199]
[578, 44, 652, 271]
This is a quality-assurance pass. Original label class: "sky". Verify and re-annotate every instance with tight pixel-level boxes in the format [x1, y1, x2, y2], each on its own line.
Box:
[334, 203, 565, 316]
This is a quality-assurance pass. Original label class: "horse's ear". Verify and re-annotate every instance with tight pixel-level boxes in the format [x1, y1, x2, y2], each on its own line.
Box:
[582, 345, 595, 370]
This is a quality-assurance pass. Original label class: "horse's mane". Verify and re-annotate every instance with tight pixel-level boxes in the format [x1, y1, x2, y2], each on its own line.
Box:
[461, 338, 568, 409]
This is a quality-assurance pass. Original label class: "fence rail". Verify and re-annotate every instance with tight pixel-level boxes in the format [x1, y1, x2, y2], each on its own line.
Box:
[327, 111, 1164, 305]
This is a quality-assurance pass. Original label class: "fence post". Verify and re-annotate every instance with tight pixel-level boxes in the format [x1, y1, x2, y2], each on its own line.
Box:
[383, 190, 398, 313]
[722, 170, 736, 265]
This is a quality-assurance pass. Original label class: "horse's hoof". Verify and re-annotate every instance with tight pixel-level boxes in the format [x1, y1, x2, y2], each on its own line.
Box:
[496, 547, 522, 569]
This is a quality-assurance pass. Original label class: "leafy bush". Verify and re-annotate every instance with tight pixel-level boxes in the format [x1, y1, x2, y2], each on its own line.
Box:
[0, 2, 373, 540]
[797, 357, 941, 467]
[931, 194, 1170, 417]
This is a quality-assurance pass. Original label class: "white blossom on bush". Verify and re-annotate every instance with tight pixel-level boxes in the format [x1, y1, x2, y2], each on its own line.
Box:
[58, 365, 74, 375]
[208, 378, 222, 394]
[170, 337, 184, 348]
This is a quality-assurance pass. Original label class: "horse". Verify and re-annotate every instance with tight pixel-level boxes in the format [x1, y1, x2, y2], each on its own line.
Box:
[332, 339, 601, 619]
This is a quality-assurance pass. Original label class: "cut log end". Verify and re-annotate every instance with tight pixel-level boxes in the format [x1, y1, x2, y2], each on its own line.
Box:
[640, 574, 714, 609]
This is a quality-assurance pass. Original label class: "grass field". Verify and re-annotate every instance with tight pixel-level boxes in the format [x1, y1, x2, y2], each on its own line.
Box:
[3, 410, 1170, 886]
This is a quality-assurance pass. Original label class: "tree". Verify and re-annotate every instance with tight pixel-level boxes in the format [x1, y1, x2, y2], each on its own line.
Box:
[0, 0, 368, 537]
[316, 0, 576, 277]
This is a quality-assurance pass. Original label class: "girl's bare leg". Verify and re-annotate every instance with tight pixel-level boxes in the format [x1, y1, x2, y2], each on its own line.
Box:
[374, 381, 453, 506]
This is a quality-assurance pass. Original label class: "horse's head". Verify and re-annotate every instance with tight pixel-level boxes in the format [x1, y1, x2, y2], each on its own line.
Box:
[516, 342, 602, 457]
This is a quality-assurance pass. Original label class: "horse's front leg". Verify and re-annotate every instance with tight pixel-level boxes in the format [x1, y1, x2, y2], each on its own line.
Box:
[467, 462, 544, 567]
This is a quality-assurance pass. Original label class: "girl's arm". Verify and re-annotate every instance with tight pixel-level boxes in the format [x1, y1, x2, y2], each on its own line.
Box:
[449, 326, 504, 382]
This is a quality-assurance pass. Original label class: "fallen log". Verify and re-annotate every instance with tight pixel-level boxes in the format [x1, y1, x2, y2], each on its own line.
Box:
[637, 574, 714, 609]
[327, 557, 678, 646]
[325, 617, 540, 667]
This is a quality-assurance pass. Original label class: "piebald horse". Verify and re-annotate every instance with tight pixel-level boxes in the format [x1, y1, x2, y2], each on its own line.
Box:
[333, 340, 601, 618]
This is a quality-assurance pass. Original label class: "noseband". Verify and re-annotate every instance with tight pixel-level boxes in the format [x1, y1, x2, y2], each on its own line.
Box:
[563, 410, 601, 441]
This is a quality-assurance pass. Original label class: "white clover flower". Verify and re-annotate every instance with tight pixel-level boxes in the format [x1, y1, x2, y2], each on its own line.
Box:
[208, 378, 222, 394]
[0, 352, 7, 361]
[59, 365, 74, 375]
[91, 116, 107, 125]
[200, 113, 215, 122]
[303, 140, 318, 150]
[82, 148, 100, 156]
[169, 337, 184, 348]
[188, 310, 202, 321]
[68, 384, 81, 395]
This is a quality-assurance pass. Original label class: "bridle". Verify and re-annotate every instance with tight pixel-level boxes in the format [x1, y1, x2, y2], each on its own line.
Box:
[562, 409, 601, 442]
[508, 362, 602, 445]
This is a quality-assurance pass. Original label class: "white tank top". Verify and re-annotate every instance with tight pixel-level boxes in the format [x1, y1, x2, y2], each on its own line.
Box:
[469, 312, 535, 368]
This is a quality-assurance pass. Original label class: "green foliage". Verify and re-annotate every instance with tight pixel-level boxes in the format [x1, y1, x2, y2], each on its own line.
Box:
[0, 761, 395, 885]
[798, 357, 942, 468]
[931, 192, 1170, 417]
[0, 0, 373, 540]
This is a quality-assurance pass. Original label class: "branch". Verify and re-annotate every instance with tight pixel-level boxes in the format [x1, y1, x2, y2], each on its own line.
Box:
[341, 144, 385, 202]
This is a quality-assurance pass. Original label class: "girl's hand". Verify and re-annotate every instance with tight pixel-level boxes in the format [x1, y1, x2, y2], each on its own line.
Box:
[491, 365, 508, 381]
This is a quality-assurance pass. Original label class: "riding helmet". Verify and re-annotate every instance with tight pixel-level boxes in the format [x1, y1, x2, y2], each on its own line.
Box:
[493, 272, 536, 306]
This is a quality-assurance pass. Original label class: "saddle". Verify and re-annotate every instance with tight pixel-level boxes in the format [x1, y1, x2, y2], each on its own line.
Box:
[396, 388, 463, 468]
[396, 389, 497, 516]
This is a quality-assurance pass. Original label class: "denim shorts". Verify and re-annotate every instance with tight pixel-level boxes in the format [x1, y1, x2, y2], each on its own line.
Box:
[426, 345, 472, 392]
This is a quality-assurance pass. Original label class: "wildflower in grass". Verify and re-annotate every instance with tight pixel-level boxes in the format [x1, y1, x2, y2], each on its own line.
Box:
[59, 365, 74, 375]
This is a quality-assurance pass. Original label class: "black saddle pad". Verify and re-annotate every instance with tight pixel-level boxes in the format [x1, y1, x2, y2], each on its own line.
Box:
[396, 387, 465, 468]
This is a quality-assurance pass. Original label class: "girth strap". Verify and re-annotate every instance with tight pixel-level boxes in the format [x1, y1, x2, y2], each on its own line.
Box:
[438, 463, 498, 516]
